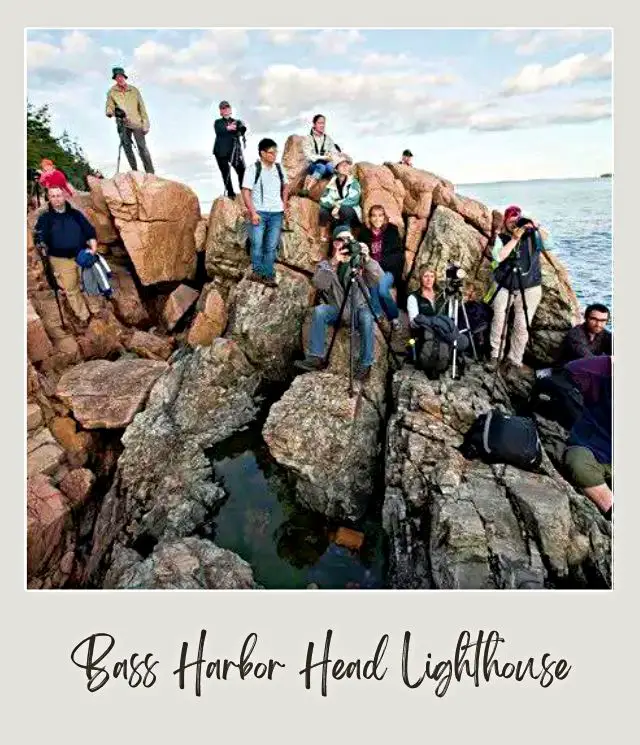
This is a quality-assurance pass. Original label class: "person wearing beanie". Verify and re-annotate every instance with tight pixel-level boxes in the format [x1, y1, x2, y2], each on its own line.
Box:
[486, 204, 552, 372]
[105, 66, 155, 174]
[294, 224, 383, 382]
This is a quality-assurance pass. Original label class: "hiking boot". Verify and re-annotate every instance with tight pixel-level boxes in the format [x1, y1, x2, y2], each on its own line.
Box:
[248, 270, 264, 283]
[354, 364, 372, 382]
[294, 355, 325, 373]
[390, 317, 401, 332]
[485, 358, 500, 372]
[262, 276, 278, 288]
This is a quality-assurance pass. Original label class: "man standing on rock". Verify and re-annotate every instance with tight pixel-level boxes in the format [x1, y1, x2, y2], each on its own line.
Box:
[33, 186, 98, 324]
[106, 67, 155, 174]
[242, 138, 289, 287]
[213, 100, 247, 198]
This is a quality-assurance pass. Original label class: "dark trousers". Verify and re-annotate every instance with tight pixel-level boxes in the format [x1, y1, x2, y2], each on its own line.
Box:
[118, 122, 155, 174]
[319, 205, 361, 230]
[216, 155, 246, 198]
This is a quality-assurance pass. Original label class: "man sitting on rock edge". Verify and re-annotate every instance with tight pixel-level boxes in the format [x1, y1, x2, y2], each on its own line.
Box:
[294, 225, 383, 382]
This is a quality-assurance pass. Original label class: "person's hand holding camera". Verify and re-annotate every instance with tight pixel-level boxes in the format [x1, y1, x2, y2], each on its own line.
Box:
[331, 247, 350, 268]
[359, 243, 370, 261]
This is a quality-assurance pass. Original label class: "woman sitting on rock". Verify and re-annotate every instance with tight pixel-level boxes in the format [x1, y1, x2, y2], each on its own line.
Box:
[407, 264, 439, 329]
[300, 114, 339, 196]
[318, 155, 362, 242]
[359, 205, 404, 330]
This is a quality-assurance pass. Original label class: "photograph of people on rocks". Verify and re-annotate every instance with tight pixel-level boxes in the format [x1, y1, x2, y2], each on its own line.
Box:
[26, 28, 612, 590]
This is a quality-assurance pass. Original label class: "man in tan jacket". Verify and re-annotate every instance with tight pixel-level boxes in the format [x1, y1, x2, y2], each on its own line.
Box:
[106, 67, 155, 174]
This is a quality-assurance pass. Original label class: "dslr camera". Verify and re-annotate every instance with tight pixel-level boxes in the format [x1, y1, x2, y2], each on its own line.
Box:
[445, 261, 466, 294]
[336, 230, 364, 270]
[516, 216, 536, 233]
[114, 105, 127, 120]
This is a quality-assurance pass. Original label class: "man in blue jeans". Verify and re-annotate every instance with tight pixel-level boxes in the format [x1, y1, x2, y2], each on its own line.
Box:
[295, 226, 383, 382]
[242, 138, 290, 287]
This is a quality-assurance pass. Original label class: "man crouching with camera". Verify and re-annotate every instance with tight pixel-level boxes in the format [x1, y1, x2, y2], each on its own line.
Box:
[295, 225, 383, 382]
[487, 204, 550, 373]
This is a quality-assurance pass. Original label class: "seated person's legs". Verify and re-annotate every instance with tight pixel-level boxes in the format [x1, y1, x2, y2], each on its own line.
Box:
[356, 307, 375, 370]
[295, 304, 340, 372]
[337, 205, 361, 229]
[564, 445, 612, 515]
[376, 271, 399, 321]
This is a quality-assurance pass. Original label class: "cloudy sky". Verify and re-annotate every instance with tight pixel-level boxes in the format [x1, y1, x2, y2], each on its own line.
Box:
[26, 28, 612, 204]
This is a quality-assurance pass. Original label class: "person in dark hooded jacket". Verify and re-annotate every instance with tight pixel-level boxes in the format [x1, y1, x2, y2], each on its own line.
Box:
[358, 204, 404, 329]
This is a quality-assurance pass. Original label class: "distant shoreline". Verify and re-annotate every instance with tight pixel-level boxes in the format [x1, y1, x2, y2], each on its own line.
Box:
[458, 175, 611, 188]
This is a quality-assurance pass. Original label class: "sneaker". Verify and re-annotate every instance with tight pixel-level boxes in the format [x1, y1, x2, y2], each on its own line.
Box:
[262, 276, 278, 288]
[354, 364, 372, 382]
[294, 356, 325, 373]
[390, 318, 401, 332]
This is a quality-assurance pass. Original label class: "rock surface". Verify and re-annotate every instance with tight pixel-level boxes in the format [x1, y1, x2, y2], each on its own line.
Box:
[433, 183, 493, 237]
[204, 196, 249, 285]
[227, 266, 313, 381]
[385, 163, 451, 219]
[86, 339, 260, 582]
[56, 358, 168, 429]
[279, 197, 326, 273]
[263, 371, 385, 521]
[382, 365, 611, 589]
[354, 162, 405, 232]
[99, 172, 200, 285]
[104, 537, 258, 589]
[163, 284, 199, 331]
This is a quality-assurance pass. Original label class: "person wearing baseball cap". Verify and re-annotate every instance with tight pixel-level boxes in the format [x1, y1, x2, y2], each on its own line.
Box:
[486, 204, 552, 373]
[400, 149, 413, 167]
[105, 67, 155, 173]
[213, 100, 247, 199]
[294, 223, 383, 382]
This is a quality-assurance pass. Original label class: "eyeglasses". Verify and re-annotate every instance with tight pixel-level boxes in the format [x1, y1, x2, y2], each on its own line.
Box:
[265, 149, 278, 155]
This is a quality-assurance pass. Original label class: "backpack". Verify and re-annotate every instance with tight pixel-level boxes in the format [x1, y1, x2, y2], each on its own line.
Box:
[460, 410, 542, 471]
[416, 324, 453, 379]
[253, 160, 285, 195]
[529, 369, 584, 430]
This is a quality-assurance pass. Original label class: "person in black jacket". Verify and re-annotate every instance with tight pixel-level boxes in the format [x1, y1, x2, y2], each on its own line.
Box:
[359, 205, 404, 329]
[33, 186, 98, 323]
[213, 100, 247, 198]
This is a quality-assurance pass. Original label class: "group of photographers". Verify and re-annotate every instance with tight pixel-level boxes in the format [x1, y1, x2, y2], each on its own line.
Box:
[29, 69, 611, 522]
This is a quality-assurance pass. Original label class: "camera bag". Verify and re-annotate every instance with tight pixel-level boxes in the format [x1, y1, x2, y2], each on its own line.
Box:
[460, 409, 542, 471]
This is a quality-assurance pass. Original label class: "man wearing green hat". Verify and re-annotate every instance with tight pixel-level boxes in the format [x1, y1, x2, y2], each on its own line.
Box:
[106, 67, 155, 174]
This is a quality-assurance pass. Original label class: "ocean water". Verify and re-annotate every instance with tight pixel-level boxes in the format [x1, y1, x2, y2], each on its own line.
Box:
[457, 178, 613, 315]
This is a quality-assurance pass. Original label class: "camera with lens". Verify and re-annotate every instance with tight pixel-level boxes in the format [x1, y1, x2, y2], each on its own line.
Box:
[114, 105, 127, 120]
[516, 216, 536, 233]
[445, 261, 466, 294]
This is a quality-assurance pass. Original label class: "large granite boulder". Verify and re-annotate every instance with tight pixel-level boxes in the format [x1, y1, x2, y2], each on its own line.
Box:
[279, 197, 326, 273]
[227, 265, 313, 382]
[86, 338, 260, 581]
[384, 163, 451, 219]
[99, 172, 200, 285]
[56, 358, 168, 429]
[382, 365, 611, 589]
[103, 537, 258, 589]
[263, 370, 385, 521]
[433, 183, 493, 237]
[204, 196, 250, 285]
[354, 162, 405, 232]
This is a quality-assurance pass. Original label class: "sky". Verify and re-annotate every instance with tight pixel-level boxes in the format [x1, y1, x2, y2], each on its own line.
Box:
[26, 28, 612, 205]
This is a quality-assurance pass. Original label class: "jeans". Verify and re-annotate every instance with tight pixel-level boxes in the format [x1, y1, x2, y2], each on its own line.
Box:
[368, 271, 399, 321]
[249, 211, 284, 279]
[308, 304, 375, 368]
[318, 205, 361, 229]
[307, 161, 335, 180]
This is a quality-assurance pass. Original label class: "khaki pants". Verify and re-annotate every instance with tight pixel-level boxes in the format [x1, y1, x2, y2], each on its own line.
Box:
[50, 256, 90, 322]
[489, 285, 542, 365]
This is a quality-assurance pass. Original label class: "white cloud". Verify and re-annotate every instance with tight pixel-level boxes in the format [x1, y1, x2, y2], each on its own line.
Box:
[312, 29, 363, 54]
[502, 50, 612, 95]
[264, 29, 306, 45]
[469, 96, 611, 131]
[493, 28, 610, 55]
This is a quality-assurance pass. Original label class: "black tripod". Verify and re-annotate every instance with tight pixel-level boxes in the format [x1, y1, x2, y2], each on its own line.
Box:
[322, 262, 402, 397]
[436, 284, 478, 379]
[490, 258, 532, 394]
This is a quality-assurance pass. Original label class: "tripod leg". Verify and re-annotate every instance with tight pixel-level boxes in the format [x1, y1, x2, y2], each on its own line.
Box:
[322, 275, 353, 368]
[349, 289, 355, 396]
[460, 301, 478, 361]
[450, 297, 458, 379]
[355, 273, 402, 369]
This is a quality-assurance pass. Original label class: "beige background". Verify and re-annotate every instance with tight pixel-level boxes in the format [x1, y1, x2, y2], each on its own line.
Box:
[8, 5, 636, 743]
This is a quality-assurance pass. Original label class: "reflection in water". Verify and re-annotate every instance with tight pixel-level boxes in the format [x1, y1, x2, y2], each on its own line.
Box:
[205, 422, 387, 589]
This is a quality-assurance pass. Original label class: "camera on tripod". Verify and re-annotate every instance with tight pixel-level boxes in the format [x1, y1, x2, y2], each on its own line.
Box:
[445, 261, 466, 295]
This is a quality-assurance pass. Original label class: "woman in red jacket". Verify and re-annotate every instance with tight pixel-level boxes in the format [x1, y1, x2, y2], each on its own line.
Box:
[38, 159, 75, 198]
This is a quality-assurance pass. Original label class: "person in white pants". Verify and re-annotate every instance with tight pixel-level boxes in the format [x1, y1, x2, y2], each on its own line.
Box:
[487, 205, 550, 371]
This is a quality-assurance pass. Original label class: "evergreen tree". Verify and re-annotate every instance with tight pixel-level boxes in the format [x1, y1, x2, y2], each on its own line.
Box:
[27, 102, 96, 192]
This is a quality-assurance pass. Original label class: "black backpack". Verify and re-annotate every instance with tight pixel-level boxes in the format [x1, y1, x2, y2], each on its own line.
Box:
[416, 324, 452, 379]
[460, 409, 542, 471]
[529, 369, 584, 430]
